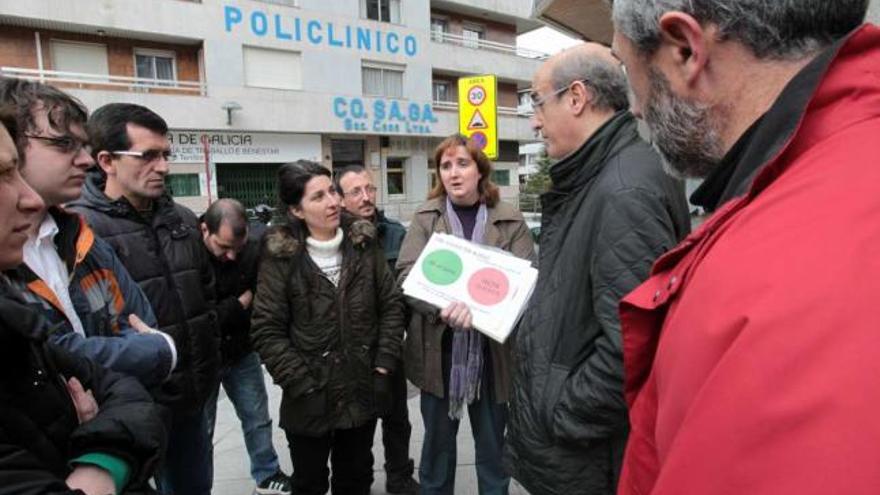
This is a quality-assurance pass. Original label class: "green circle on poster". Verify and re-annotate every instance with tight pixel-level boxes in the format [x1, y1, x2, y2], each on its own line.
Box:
[422, 249, 463, 286]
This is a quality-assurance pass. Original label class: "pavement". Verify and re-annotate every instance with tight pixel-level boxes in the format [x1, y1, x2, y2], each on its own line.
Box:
[212, 367, 530, 494]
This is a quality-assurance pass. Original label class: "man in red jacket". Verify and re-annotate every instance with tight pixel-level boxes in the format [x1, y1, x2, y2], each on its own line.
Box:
[610, 1, 880, 494]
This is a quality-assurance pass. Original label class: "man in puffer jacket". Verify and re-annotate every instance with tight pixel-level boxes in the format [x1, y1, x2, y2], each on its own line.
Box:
[504, 43, 690, 495]
[67, 103, 219, 495]
[0, 104, 166, 495]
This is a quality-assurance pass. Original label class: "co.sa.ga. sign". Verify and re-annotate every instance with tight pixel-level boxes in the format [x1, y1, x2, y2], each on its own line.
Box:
[333, 97, 439, 135]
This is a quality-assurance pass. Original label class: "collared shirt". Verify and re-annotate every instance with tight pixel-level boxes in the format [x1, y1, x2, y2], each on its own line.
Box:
[23, 214, 87, 336]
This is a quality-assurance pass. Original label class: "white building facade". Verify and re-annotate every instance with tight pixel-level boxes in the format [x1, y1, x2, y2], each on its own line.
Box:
[0, 0, 544, 219]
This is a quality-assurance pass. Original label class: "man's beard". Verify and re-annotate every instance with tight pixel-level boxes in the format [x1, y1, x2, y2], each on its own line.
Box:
[642, 67, 725, 179]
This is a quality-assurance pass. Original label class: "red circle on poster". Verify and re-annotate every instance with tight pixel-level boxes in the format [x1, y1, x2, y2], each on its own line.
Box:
[468, 268, 510, 306]
[470, 131, 488, 150]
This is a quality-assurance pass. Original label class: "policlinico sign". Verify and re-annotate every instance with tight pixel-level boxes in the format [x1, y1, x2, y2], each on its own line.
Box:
[223, 4, 439, 136]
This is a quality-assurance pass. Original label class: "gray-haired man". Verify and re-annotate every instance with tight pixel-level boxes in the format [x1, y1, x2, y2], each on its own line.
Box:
[503, 42, 690, 495]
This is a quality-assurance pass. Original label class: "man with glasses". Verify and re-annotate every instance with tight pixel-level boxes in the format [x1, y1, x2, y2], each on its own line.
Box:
[0, 78, 176, 390]
[334, 165, 417, 495]
[503, 43, 690, 495]
[69, 103, 220, 495]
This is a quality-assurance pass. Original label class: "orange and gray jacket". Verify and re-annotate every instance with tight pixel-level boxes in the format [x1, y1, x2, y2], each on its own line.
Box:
[7, 207, 173, 389]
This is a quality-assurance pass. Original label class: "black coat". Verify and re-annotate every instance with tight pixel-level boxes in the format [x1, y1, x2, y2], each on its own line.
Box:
[504, 112, 691, 495]
[68, 173, 219, 415]
[207, 222, 263, 366]
[251, 220, 404, 436]
[0, 279, 166, 494]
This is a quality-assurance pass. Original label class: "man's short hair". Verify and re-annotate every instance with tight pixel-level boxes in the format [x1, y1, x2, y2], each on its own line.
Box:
[203, 198, 248, 239]
[87, 103, 168, 158]
[612, 0, 868, 60]
[550, 51, 629, 113]
[333, 164, 368, 194]
[0, 77, 88, 155]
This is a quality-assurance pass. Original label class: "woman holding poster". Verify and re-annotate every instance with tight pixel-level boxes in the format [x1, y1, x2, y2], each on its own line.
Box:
[397, 134, 535, 494]
[251, 160, 404, 495]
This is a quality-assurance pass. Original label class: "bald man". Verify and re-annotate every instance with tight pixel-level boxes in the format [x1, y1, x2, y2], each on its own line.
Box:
[503, 43, 690, 495]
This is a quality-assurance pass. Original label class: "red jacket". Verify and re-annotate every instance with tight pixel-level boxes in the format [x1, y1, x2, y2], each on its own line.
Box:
[618, 25, 880, 495]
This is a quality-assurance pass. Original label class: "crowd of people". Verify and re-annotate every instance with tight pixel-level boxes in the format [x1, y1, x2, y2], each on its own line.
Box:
[0, 1, 877, 494]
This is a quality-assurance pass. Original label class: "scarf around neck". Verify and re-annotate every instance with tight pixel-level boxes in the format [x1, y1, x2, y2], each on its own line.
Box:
[445, 195, 488, 420]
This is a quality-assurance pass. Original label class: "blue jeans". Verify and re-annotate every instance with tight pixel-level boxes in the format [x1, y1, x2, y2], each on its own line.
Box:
[205, 351, 282, 485]
[155, 405, 213, 495]
[419, 378, 510, 495]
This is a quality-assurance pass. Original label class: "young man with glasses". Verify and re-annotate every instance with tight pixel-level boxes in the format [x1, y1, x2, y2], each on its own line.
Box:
[334, 165, 418, 495]
[503, 43, 690, 495]
[68, 103, 220, 495]
[0, 78, 177, 391]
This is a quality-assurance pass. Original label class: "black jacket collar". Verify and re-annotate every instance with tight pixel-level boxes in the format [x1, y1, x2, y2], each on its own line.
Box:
[690, 36, 845, 212]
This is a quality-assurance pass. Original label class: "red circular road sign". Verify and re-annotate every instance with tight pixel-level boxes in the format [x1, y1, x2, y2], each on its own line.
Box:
[470, 131, 488, 150]
[468, 85, 487, 106]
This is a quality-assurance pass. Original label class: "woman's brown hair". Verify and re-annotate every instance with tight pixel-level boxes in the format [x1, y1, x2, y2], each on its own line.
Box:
[428, 134, 499, 207]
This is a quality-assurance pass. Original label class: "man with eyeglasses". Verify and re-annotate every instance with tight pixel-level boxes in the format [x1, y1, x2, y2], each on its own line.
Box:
[69, 103, 220, 495]
[0, 78, 177, 391]
[334, 165, 418, 495]
[503, 43, 690, 495]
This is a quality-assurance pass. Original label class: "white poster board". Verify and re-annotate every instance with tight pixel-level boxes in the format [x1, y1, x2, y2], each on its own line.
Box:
[402, 233, 537, 343]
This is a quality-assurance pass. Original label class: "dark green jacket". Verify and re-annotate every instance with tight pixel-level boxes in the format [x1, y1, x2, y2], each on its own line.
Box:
[251, 220, 404, 436]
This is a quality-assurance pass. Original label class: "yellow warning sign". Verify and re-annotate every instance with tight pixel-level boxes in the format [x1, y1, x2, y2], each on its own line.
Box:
[458, 75, 497, 159]
[467, 109, 488, 130]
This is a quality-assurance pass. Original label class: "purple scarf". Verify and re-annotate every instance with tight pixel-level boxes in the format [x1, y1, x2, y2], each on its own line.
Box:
[446, 195, 488, 420]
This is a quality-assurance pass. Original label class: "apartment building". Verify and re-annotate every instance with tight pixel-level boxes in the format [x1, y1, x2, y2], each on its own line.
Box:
[0, 0, 545, 219]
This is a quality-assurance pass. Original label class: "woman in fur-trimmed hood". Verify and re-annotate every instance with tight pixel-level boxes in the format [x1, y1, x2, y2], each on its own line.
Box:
[250, 160, 404, 495]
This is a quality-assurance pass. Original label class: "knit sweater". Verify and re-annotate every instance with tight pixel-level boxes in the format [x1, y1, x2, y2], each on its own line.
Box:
[306, 228, 343, 287]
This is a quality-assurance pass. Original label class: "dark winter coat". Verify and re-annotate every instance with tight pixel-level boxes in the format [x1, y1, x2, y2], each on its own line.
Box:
[0, 278, 166, 494]
[251, 219, 404, 437]
[68, 172, 219, 414]
[203, 219, 263, 366]
[504, 111, 690, 495]
[396, 197, 535, 403]
[376, 210, 406, 270]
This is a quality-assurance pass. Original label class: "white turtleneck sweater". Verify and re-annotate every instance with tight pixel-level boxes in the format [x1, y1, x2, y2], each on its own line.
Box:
[306, 228, 344, 287]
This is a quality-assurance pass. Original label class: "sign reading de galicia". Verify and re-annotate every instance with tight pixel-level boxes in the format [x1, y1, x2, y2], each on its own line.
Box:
[333, 97, 438, 135]
[224, 5, 418, 57]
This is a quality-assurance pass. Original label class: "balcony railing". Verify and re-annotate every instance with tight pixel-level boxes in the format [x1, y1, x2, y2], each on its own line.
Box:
[431, 31, 549, 60]
[433, 100, 530, 116]
[0, 67, 206, 96]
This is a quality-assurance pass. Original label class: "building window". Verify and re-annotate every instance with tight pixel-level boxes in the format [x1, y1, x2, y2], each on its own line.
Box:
[331, 139, 365, 169]
[243, 46, 302, 90]
[134, 49, 176, 84]
[432, 81, 452, 102]
[51, 40, 109, 80]
[492, 169, 511, 186]
[386, 158, 406, 195]
[165, 173, 201, 197]
[431, 17, 448, 42]
[362, 0, 400, 23]
[362, 63, 404, 98]
[462, 24, 484, 49]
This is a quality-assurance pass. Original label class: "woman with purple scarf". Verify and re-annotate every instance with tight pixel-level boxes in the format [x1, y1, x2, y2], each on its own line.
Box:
[396, 134, 536, 494]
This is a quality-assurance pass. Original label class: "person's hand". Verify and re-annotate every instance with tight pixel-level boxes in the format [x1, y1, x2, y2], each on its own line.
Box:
[238, 289, 254, 309]
[128, 313, 158, 334]
[440, 301, 473, 330]
[66, 464, 116, 495]
[66, 377, 98, 424]
[374, 367, 389, 375]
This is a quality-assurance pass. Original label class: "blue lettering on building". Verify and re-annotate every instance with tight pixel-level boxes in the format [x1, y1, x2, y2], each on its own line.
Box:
[333, 97, 438, 135]
[224, 4, 419, 57]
